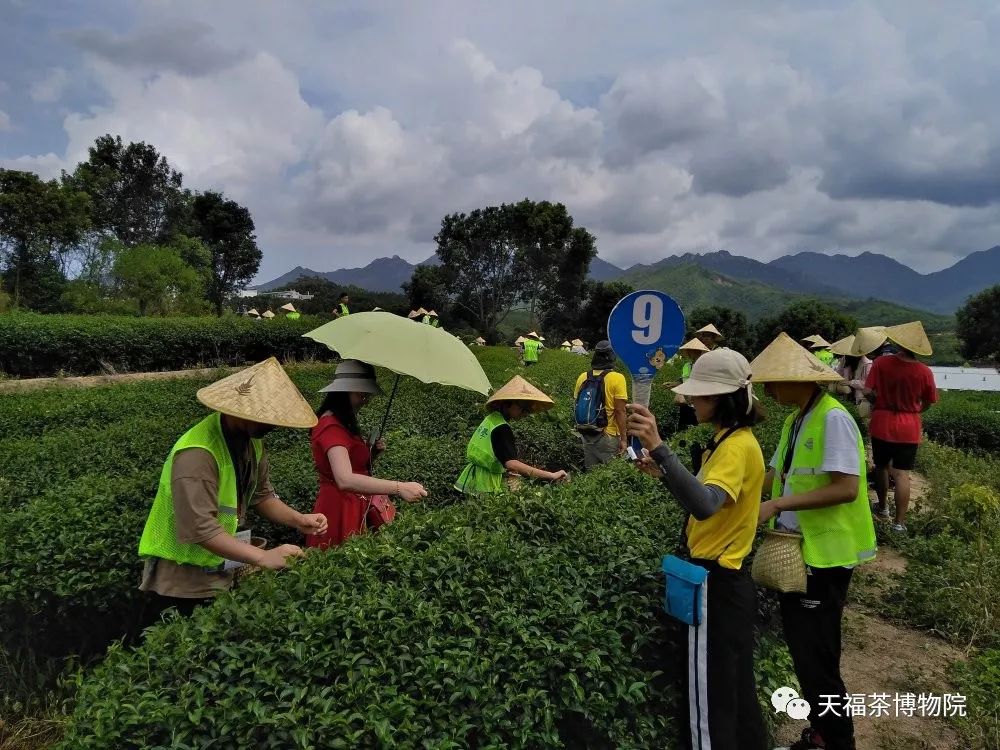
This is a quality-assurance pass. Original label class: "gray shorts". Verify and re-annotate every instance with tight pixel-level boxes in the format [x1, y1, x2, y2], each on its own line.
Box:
[581, 432, 619, 469]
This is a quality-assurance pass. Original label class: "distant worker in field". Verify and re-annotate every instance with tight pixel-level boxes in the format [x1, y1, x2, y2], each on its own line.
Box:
[573, 340, 628, 468]
[864, 322, 938, 533]
[809, 336, 835, 366]
[422, 309, 441, 327]
[137, 358, 327, 626]
[281, 303, 300, 320]
[455, 376, 569, 493]
[695, 323, 723, 350]
[333, 293, 350, 318]
[675, 337, 710, 428]
[522, 331, 542, 367]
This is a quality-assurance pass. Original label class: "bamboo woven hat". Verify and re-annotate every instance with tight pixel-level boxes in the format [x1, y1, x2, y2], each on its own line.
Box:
[679, 337, 711, 354]
[407, 310, 420, 319]
[197, 357, 318, 428]
[416, 307, 429, 316]
[280, 303, 296, 312]
[750, 332, 843, 383]
[571, 338, 584, 347]
[261, 310, 275, 319]
[428, 310, 438, 317]
[526, 331, 541, 340]
[885, 321, 933, 356]
[801, 334, 821, 345]
[561, 340, 571, 347]
[696, 323, 723, 338]
[809, 336, 832, 350]
[829, 335, 855, 357]
[246, 308, 260, 317]
[849, 326, 888, 356]
[485, 375, 554, 413]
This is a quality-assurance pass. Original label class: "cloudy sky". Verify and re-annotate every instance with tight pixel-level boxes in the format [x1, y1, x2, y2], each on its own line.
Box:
[2, 1, 999, 281]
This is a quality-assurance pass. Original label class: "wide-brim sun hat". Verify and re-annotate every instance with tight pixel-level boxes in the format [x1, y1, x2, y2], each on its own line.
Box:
[197, 357, 318, 429]
[319, 359, 384, 395]
[850, 326, 889, 356]
[672, 347, 755, 402]
[750, 332, 843, 383]
[679, 337, 710, 354]
[280, 303, 296, 312]
[485, 375, 554, 413]
[829, 335, 856, 357]
[696, 323, 723, 338]
[884, 321, 933, 356]
[809, 336, 832, 350]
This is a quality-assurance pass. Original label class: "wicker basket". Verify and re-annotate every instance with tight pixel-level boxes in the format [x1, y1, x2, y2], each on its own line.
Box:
[752, 529, 808, 593]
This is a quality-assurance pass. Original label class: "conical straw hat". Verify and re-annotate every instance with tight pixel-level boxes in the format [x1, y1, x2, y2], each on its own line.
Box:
[514, 336, 526, 345]
[850, 326, 888, 356]
[526, 331, 540, 340]
[246, 308, 260, 316]
[428, 310, 438, 317]
[280, 303, 296, 312]
[407, 310, 420, 319]
[679, 337, 710, 354]
[750, 332, 843, 383]
[416, 307, 429, 316]
[261, 310, 276, 319]
[561, 341, 572, 347]
[475, 337, 486, 344]
[196, 357, 318, 429]
[885, 321, 932, 356]
[571, 338, 584, 347]
[696, 323, 723, 338]
[801, 334, 821, 345]
[485, 375, 554, 413]
[809, 336, 832, 350]
[829, 335, 855, 357]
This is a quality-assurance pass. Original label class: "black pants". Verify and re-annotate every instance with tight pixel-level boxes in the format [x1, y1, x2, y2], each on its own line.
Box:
[139, 593, 210, 630]
[686, 560, 767, 750]
[780, 566, 855, 750]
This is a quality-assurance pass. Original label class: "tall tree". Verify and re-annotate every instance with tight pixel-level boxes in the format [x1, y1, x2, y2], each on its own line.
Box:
[753, 299, 856, 354]
[190, 191, 261, 316]
[0, 169, 90, 308]
[402, 264, 450, 317]
[687, 306, 753, 356]
[563, 280, 635, 348]
[956, 286, 1000, 364]
[62, 134, 186, 246]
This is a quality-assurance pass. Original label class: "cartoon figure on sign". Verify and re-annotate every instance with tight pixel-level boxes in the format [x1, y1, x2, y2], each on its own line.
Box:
[647, 347, 667, 370]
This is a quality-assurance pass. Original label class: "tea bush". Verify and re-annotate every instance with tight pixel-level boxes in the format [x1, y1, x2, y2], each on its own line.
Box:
[0, 313, 334, 377]
[923, 391, 1000, 454]
[951, 648, 1000, 750]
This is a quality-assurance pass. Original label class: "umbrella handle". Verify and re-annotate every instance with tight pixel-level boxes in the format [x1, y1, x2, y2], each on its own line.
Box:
[370, 374, 400, 466]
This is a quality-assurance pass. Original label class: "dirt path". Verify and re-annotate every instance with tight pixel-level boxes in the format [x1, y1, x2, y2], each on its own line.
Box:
[775, 472, 968, 750]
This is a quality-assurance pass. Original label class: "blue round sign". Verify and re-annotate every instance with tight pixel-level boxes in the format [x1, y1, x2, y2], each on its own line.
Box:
[607, 290, 686, 377]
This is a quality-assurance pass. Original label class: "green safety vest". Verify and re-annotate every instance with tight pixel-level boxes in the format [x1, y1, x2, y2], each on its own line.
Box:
[339, 304, 350, 316]
[138, 412, 263, 569]
[431, 318, 440, 328]
[681, 361, 693, 381]
[815, 349, 834, 366]
[523, 339, 540, 362]
[286, 311, 301, 320]
[422, 315, 432, 325]
[771, 393, 877, 568]
[454, 412, 507, 494]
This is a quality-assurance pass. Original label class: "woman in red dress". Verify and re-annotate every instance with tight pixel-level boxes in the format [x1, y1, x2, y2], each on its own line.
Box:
[308, 360, 427, 549]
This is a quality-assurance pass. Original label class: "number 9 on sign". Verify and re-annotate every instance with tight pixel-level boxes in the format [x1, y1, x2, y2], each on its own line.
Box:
[631, 294, 663, 344]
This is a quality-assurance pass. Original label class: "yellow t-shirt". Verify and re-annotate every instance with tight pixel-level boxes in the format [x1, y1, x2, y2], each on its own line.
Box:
[574, 370, 628, 437]
[685, 427, 765, 570]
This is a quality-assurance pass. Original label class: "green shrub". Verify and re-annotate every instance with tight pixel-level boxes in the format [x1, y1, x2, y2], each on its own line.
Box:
[0, 313, 334, 377]
[952, 648, 1000, 750]
[923, 391, 1000, 454]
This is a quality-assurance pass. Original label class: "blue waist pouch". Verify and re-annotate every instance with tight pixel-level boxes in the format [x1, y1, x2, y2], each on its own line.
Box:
[662, 555, 709, 626]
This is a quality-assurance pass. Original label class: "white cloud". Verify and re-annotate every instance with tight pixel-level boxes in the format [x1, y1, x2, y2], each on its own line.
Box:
[29, 67, 70, 103]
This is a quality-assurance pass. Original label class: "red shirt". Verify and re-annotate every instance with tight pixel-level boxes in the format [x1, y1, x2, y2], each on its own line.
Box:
[865, 355, 938, 444]
[307, 414, 371, 548]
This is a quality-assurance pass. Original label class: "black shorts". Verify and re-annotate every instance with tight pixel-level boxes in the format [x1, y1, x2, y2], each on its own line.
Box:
[872, 438, 918, 471]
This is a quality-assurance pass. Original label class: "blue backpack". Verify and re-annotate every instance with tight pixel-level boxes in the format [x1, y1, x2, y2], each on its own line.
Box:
[574, 370, 609, 434]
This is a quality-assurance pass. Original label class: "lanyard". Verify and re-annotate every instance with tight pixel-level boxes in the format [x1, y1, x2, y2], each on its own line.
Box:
[781, 390, 821, 482]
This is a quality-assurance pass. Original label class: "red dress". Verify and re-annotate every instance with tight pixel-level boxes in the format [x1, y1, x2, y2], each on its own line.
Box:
[307, 414, 371, 549]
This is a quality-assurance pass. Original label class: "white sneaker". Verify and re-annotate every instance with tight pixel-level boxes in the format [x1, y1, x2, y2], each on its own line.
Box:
[890, 522, 907, 533]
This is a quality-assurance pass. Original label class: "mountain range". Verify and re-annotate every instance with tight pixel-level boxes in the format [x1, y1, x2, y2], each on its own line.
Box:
[255, 245, 1000, 316]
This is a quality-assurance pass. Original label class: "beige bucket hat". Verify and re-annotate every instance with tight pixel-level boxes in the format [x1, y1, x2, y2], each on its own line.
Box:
[319, 359, 383, 395]
[672, 348, 757, 411]
[280, 303, 296, 312]
[485, 375, 555, 413]
[885, 321, 933, 356]
[750, 332, 843, 383]
[829, 335, 856, 357]
[261, 310, 275, 319]
[696, 323, 723, 339]
[197, 357, 318, 428]
[679, 337, 711, 354]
